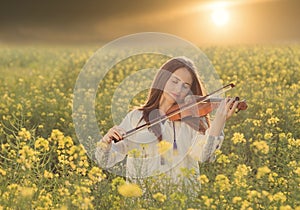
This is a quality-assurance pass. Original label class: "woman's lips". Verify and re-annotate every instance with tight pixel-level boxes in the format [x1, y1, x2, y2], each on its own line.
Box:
[170, 93, 179, 98]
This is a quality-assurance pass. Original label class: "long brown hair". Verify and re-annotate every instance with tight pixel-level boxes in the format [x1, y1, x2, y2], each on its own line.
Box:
[138, 56, 210, 141]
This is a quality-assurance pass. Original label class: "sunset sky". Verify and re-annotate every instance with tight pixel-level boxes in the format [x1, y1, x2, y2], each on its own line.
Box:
[0, 0, 299, 45]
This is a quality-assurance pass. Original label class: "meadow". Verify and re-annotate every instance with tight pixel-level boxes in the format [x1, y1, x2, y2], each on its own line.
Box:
[0, 44, 299, 209]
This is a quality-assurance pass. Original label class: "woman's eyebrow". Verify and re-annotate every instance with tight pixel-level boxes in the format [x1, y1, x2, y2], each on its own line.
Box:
[172, 75, 192, 86]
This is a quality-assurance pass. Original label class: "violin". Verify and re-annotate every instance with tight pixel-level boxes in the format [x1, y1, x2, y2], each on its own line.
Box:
[166, 96, 248, 121]
[112, 83, 248, 142]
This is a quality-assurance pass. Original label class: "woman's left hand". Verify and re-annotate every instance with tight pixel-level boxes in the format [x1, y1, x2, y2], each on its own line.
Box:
[209, 97, 239, 136]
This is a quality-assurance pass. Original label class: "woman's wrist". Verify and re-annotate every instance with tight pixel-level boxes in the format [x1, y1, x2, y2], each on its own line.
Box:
[209, 119, 225, 137]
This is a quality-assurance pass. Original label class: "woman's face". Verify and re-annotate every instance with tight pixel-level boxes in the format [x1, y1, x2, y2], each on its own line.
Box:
[161, 67, 193, 106]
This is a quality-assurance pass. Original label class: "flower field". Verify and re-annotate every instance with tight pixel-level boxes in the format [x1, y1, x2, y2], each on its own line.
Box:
[0, 44, 299, 209]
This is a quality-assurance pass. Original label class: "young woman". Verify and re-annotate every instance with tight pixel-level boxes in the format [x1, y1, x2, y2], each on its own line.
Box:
[95, 56, 238, 180]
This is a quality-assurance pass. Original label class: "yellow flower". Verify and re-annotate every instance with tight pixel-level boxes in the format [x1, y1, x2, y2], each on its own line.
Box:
[256, 166, 271, 179]
[234, 164, 250, 177]
[58, 188, 70, 196]
[234, 164, 250, 187]
[252, 141, 269, 154]
[157, 140, 172, 155]
[198, 174, 209, 184]
[20, 187, 35, 198]
[128, 148, 141, 158]
[247, 190, 261, 200]
[294, 167, 300, 175]
[288, 138, 300, 147]
[266, 108, 274, 115]
[44, 170, 54, 179]
[214, 174, 231, 191]
[111, 177, 126, 191]
[273, 192, 286, 202]
[216, 154, 230, 165]
[231, 132, 246, 144]
[267, 117, 279, 125]
[88, 167, 106, 184]
[50, 129, 64, 141]
[35, 137, 50, 152]
[201, 196, 214, 207]
[118, 183, 143, 197]
[232, 196, 242, 204]
[0, 167, 6, 176]
[17, 145, 39, 169]
[153, 192, 166, 202]
[280, 205, 292, 210]
[241, 200, 250, 210]
[264, 132, 273, 140]
[268, 172, 278, 183]
[18, 128, 31, 141]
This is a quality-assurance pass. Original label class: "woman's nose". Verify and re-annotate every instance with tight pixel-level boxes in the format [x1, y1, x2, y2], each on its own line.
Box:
[174, 83, 182, 93]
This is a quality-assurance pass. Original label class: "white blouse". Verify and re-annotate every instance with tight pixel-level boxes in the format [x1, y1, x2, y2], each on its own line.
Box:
[95, 109, 224, 180]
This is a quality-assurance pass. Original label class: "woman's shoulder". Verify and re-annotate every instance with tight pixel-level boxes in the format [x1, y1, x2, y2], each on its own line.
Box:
[126, 109, 143, 120]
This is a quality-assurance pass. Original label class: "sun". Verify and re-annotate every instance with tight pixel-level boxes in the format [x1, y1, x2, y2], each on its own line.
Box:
[211, 8, 229, 27]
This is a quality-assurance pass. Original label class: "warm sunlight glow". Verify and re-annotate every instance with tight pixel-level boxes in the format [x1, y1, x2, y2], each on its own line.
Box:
[211, 8, 229, 26]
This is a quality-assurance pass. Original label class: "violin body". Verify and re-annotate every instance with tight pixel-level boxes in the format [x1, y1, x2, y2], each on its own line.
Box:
[166, 97, 248, 121]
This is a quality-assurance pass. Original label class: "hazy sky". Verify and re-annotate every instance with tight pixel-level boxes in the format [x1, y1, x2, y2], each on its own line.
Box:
[0, 0, 299, 45]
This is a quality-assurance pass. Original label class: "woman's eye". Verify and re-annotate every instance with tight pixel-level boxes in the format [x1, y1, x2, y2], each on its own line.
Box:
[183, 84, 190, 89]
[172, 79, 178, 84]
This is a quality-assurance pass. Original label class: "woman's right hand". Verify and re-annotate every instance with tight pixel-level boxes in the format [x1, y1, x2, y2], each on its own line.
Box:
[102, 126, 126, 144]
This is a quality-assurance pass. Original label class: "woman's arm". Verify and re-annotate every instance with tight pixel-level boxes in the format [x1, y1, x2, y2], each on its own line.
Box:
[189, 98, 238, 162]
[189, 129, 224, 163]
[95, 110, 137, 168]
[95, 134, 128, 169]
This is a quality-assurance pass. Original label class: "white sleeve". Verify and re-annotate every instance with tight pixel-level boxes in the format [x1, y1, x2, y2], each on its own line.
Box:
[189, 128, 224, 163]
[95, 110, 137, 168]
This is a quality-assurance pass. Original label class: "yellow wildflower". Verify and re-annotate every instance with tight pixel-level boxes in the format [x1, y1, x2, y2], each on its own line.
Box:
[153, 192, 166, 202]
[216, 154, 230, 165]
[231, 132, 246, 144]
[232, 196, 242, 204]
[241, 200, 250, 210]
[267, 117, 279, 125]
[88, 167, 106, 184]
[280, 205, 292, 210]
[234, 164, 250, 187]
[247, 190, 261, 200]
[266, 108, 274, 115]
[0, 167, 6, 176]
[44, 170, 54, 179]
[35, 137, 50, 152]
[17, 145, 39, 169]
[18, 128, 31, 141]
[58, 188, 70, 196]
[157, 140, 172, 155]
[118, 183, 143, 197]
[273, 192, 286, 202]
[198, 174, 209, 184]
[256, 166, 271, 179]
[252, 141, 269, 154]
[20, 187, 35, 198]
[50, 129, 64, 141]
[201, 196, 213, 207]
[288, 138, 300, 148]
[128, 148, 141, 158]
[214, 174, 231, 191]
[294, 167, 300, 175]
[264, 132, 273, 140]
